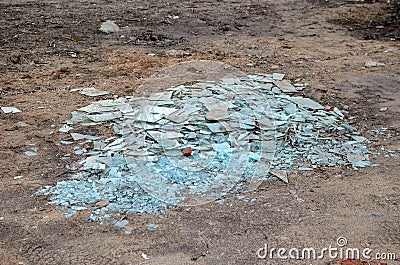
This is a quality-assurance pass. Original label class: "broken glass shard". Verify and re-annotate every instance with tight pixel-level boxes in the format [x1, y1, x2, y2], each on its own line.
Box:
[1, 107, 22, 114]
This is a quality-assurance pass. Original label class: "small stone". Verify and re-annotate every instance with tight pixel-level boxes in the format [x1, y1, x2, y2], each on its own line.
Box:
[372, 212, 384, 217]
[365, 60, 385, 67]
[379, 107, 388, 112]
[325, 106, 333, 112]
[95, 200, 110, 207]
[29, 183, 42, 189]
[182, 147, 193, 157]
[343, 105, 349, 110]
[124, 227, 133, 235]
[99, 20, 120, 34]
[146, 224, 159, 231]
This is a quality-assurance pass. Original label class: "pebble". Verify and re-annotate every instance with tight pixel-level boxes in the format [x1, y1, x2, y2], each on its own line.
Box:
[379, 107, 388, 112]
[95, 200, 110, 207]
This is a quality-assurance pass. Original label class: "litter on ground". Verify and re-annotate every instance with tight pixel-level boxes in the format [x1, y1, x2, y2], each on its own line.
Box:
[39, 73, 376, 222]
[1, 106, 22, 114]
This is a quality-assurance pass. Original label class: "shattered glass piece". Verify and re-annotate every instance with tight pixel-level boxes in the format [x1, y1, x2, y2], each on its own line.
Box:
[114, 219, 129, 228]
[351, 136, 367, 143]
[273, 80, 297, 93]
[59, 124, 74, 133]
[213, 142, 231, 154]
[270, 170, 288, 183]
[206, 107, 229, 121]
[82, 155, 107, 170]
[294, 83, 307, 91]
[148, 92, 173, 101]
[70, 133, 100, 141]
[333, 107, 345, 119]
[353, 160, 370, 167]
[78, 104, 117, 114]
[146, 224, 159, 231]
[341, 124, 357, 132]
[136, 106, 178, 123]
[298, 167, 314, 171]
[60, 140, 74, 145]
[74, 87, 110, 97]
[71, 206, 87, 211]
[271, 87, 281, 93]
[272, 73, 285, 80]
[222, 77, 240, 85]
[117, 103, 134, 114]
[1, 107, 22, 114]
[161, 139, 180, 149]
[248, 152, 261, 161]
[187, 132, 197, 139]
[68, 111, 90, 124]
[87, 112, 122, 122]
[165, 114, 189, 123]
[206, 122, 233, 133]
[70, 133, 87, 141]
[289, 97, 324, 110]
[74, 148, 87, 155]
[24, 151, 38, 157]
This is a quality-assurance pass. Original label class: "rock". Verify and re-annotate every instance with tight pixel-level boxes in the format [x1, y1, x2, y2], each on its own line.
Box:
[95, 200, 110, 207]
[29, 183, 42, 189]
[365, 60, 385, 67]
[379, 107, 388, 112]
[99, 20, 120, 34]
[182, 147, 193, 157]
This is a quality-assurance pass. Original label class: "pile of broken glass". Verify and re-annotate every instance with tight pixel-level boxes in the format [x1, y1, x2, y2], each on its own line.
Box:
[40, 74, 375, 221]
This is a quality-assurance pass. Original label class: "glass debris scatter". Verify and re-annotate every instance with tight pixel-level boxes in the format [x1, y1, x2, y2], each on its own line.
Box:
[40, 74, 376, 221]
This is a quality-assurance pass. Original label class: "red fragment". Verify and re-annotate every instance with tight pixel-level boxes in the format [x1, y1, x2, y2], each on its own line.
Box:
[326, 106, 333, 112]
[182, 147, 193, 157]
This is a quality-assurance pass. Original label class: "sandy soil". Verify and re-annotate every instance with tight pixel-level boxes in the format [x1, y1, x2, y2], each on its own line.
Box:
[0, 0, 399, 264]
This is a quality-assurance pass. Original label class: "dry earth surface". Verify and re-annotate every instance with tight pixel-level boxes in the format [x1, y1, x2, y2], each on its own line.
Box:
[0, 0, 399, 264]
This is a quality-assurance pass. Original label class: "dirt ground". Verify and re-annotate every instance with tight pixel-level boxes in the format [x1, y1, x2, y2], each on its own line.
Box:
[0, 0, 399, 264]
